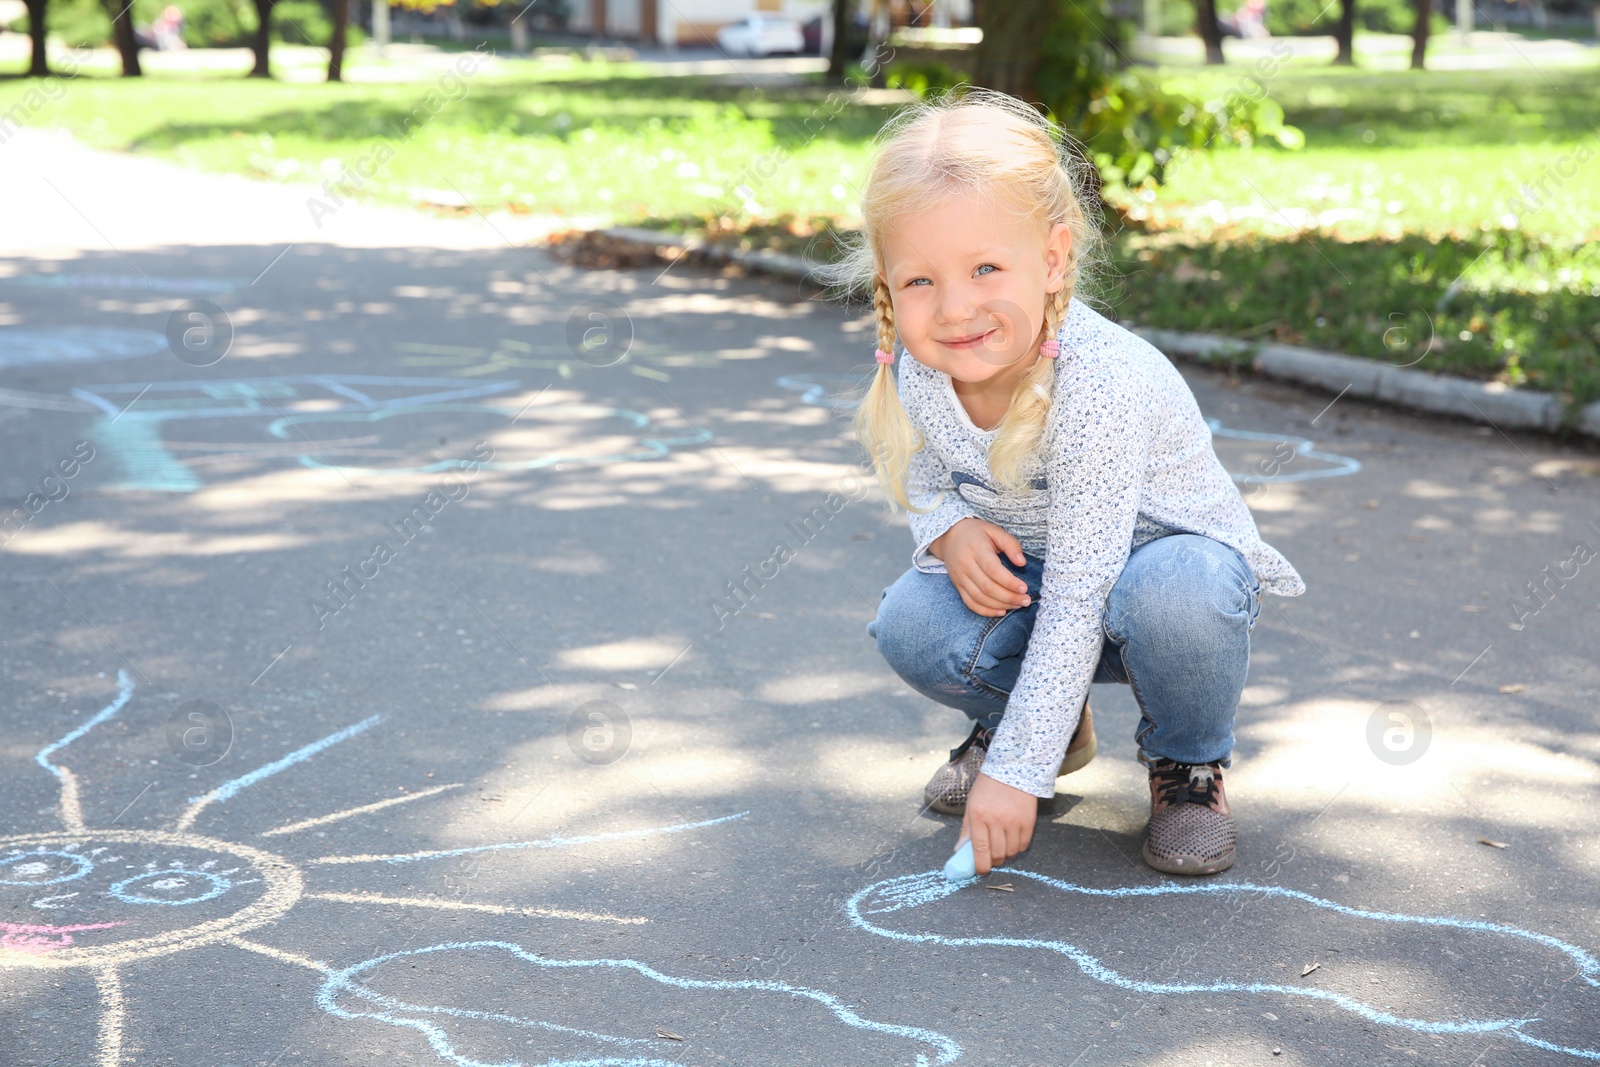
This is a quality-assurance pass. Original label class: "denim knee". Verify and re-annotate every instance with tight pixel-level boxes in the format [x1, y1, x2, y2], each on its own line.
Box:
[866, 567, 1014, 720]
[1104, 535, 1259, 648]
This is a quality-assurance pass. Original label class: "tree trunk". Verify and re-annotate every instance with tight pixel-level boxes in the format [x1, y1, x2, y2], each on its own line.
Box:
[103, 0, 142, 76]
[1333, 0, 1356, 64]
[1408, 0, 1429, 68]
[972, 0, 1057, 99]
[250, 0, 274, 76]
[24, 0, 48, 76]
[1192, 0, 1225, 64]
[826, 0, 852, 82]
[327, 0, 349, 81]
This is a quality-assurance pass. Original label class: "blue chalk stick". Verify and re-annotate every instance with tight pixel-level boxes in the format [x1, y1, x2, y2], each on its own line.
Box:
[943, 840, 976, 882]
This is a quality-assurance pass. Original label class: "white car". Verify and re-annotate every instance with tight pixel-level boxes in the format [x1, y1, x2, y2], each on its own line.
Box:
[716, 15, 805, 57]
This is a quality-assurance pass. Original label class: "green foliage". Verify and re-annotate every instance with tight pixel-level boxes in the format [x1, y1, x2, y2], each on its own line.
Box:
[1110, 229, 1600, 411]
[883, 60, 968, 96]
[1027, 0, 1303, 195]
[185, 0, 257, 45]
[24, 0, 364, 49]
[1032, 0, 1126, 120]
[1263, 0, 1430, 34]
[1081, 72, 1304, 190]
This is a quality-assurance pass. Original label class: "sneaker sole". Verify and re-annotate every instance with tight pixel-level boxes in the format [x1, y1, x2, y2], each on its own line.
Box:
[1140, 838, 1236, 876]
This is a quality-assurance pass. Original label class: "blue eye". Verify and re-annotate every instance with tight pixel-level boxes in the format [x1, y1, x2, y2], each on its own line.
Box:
[975, 264, 997, 276]
[907, 278, 931, 287]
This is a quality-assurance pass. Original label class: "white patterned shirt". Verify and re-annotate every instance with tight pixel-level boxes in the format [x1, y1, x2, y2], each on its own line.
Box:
[898, 297, 1304, 798]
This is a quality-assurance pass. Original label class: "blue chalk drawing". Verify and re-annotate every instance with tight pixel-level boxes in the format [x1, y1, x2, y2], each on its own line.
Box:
[774, 374, 872, 411]
[186, 714, 381, 808]
[265, 403, 715, 477]
[316, 939, 963, 1067]
[1206, 418, 1361, 484]
[323, 812, 752, 867]
[3, 274, 245, 295]
[0, 327, 168, 367]
[72, 375, 714, 490]
[109, 866, 232, 906]
[0, 850, 95, 886]
[847, 869, 1600, 1061]
[35, 670, 137, 779]
[74, 375, 520, 492]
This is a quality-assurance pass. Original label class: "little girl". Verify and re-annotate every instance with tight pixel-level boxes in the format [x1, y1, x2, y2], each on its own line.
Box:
[831, 89, 1305, 878]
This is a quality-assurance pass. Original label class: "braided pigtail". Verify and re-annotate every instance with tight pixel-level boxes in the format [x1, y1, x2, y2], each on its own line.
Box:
[852, 273, 929, 512]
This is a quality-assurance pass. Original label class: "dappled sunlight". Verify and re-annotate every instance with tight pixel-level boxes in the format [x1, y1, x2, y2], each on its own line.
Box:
[554, 638, 689, 672]
[2, 520, 310, 558]
[755, 670, 893, 706]
[1239, 696, 1600, 833]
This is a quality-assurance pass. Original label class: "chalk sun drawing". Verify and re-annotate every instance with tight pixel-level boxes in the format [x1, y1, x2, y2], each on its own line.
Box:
[316, 940, 963, 1067]
[847, 869, 1600, 1061]
[5, 669, 748, 1067]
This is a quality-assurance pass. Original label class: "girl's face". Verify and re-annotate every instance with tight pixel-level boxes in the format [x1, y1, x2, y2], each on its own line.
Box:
[878, 191, 1073, 386]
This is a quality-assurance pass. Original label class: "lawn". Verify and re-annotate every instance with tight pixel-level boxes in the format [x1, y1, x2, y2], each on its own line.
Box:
[3, 42, 1596, 412]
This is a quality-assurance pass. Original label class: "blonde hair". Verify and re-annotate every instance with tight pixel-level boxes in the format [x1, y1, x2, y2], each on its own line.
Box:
[819, 87, 1103, 511]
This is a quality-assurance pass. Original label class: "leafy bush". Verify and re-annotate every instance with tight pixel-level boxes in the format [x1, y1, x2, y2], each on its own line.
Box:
[884, 60, 968, 96]
[1032, 3, 1303, 194]
[1079, 70, 1305, 190]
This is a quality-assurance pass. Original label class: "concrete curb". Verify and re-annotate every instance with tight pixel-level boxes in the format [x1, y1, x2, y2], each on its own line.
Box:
[595, 226, 1600, 442]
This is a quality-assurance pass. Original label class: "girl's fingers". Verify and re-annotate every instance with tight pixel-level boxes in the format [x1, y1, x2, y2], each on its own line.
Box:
[975, 556, 1030, 605]
[970, 825, 994, 876]
[985, 526, 1027, 568]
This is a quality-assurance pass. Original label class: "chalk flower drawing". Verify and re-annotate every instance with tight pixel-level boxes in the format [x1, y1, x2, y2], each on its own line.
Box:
[0, 671, 769, 1067]
[848, 870, 1600, 1061]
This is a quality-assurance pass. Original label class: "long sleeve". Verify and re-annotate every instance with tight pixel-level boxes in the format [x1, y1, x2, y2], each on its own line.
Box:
[979, 362, 1157, 798]
[899, 364, 981, 574]
[903, 431, 981, 573]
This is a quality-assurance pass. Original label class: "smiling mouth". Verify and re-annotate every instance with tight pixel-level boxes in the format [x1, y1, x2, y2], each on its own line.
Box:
[938, 328, 998, 350]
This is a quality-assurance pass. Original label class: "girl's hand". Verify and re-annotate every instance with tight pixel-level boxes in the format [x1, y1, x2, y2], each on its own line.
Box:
[928, 518, 1030, 617]
[958, 772, 1037, 875]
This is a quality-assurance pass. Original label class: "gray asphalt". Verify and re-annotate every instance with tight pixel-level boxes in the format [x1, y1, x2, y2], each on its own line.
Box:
[1, 136, 1598, 1067]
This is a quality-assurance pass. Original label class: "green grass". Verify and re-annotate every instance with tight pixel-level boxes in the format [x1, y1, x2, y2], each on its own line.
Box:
[2, 47, 1597, 410]
[0, 59, 894, 220]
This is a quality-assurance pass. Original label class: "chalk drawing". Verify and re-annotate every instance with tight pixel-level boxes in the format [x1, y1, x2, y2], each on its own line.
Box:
[72, 375, 518, 492]
[2, 274, 246, 295]
[68, 375, 714, 489]
[266, 402, 715, 477]
[309, 812, 750, 866]
[396, 339, 719, 383]
[0, 327, 168, 367]
[315, 939, 963, 1067]
[847, 869, 1600, 1061]
[1205, 418, 1362, 484]
[774, 373, 872, 411]
[6, 668, 749, 1066]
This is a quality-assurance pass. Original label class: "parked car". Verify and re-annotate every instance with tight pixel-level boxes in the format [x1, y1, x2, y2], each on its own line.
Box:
[716, 15, 805, 56]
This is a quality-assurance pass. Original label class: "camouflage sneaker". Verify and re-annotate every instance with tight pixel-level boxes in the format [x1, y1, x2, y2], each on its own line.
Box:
[1141, 758, 1235, 876]
[922, 701, 1097, 816]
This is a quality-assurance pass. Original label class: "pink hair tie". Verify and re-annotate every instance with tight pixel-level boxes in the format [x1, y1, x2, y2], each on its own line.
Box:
[1039, 339, 1060, 358]
[875, 348, 895, 365]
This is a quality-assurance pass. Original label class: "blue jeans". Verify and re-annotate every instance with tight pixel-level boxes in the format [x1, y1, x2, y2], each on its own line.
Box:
[865, 534, 1261, 767]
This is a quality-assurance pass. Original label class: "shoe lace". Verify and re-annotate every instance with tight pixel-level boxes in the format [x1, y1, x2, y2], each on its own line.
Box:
[949, 722, 994, 763]
[1153, 761, 1221, 807]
